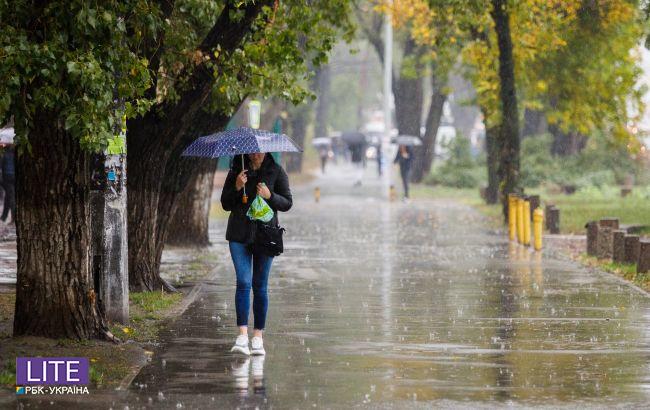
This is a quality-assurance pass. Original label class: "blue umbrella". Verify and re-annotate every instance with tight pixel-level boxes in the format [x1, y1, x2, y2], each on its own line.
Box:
[182, 127, 302, 158]
[182, 127, 302, 203]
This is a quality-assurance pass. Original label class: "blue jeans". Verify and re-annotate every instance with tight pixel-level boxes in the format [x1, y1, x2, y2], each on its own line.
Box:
[229, 241, 274, 330]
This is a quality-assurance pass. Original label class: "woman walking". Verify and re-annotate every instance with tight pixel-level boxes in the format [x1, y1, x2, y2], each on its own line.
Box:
[394, 144, 413, 200]
[221, 152, 292, 356]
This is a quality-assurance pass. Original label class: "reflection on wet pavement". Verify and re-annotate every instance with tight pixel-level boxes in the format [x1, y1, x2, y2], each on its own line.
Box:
[19, 164, 650, 408]
[122, 164, 650, 408]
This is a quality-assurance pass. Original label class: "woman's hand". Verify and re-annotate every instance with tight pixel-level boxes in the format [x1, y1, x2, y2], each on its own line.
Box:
[235, 170, 247, 191]
[257, 182, 271, 199]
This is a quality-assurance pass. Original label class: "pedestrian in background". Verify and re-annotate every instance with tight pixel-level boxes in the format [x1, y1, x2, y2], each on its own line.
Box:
[1, 144, 15, 223]
[394, 144, 413, 200]
[318, 146, 328, 174]
[376, 142, 383, 177]
[221, 152, 292, 356]
[349, 143, 365, 186]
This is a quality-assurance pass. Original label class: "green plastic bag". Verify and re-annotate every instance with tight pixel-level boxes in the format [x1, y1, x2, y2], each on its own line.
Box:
[246, 195, 274, 223]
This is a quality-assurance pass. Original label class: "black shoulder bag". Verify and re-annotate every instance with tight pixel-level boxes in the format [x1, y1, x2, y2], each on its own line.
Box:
[253, 221, 285, 256]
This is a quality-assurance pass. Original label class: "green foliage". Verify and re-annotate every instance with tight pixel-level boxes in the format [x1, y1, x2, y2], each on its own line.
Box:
[130, 291, 182, 318]
[88, 366, 105, 387]
[0, 0, 354, 151]
[580, 254, 650, 291]
[0, 1, 155, 151]
[425, 136, 485, 188]
[519, 133, 642, 189]
[170, 0, 355, 115]
[0, 360, 15, 387]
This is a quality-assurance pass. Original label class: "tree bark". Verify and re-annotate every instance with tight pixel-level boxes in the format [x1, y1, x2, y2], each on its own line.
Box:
[522, 108, 547, 138]
[411, 73, 446, 182]
[154, 111, 232, 276]
[485, 120, 500, 205]
[126, 1, 270, 292]
[491, 0, 521, 218]
[14, 113, 107, 339]
[165, 159, 216, 247]
[549, 125, 586, 156]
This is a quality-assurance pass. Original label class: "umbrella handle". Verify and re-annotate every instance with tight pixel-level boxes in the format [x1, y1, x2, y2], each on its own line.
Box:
[241, 154, 247, 204]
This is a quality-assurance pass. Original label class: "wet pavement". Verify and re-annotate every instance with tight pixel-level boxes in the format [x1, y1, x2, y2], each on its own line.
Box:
[14, 163, 650, 408]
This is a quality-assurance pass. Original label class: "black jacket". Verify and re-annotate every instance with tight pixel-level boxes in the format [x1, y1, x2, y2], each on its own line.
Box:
[394, 146, 414, 171]
[221, 155, 292, 244]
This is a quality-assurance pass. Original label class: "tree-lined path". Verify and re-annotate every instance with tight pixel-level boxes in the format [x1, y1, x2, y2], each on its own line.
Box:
[17, 164, 650, 409]
[112, 164, 650, 408]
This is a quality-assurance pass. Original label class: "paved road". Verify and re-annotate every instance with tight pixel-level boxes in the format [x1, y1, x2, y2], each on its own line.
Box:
[14, 163, 650, 409]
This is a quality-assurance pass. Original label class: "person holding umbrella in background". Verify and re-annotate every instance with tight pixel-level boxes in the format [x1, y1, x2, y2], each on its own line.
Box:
[392, 135, 422, 200]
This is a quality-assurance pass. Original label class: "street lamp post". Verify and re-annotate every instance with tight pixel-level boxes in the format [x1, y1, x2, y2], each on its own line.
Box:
[382, 3, 393, 196]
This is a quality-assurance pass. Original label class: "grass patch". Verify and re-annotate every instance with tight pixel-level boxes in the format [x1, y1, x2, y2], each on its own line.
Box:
[412, 184, 650, 236]
[579, 254, 650, 292]
[110, 291, 183, 344]
[0, 336, 145, 391]
[540, 192, 650, 234]
[0, 360, 15, 387]
[0, 291, 15, 338]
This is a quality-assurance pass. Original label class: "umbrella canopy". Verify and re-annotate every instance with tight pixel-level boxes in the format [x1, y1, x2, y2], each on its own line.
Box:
[341, 131, 367, 145]
[311, 137, 332, 147]
[182, 127, 302, 158]
[0, 128, 14, 145]
[392, 135, 422, 146]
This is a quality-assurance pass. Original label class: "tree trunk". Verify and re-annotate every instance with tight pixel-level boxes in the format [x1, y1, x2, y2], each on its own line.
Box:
[411, 73, 446, 182]
[314, 64, 331, 140]
[14, 113, 106, 339]
[153, 111, 232, 279]
[127, 134, 176, 292]
[491, 0, 521, 218]
[165, 159, 216, 247]
[522, 108, 547, 138]
[485, 121, 500, 205]
[126, 1, 269, 292]
[549, 125, 586, 156]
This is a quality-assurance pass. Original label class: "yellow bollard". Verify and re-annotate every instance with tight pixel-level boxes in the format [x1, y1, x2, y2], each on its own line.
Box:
[508, 194, 517, 241]
[523, 199, 531, 246]
[314, 187, 320, 203]
[517, 197, 525, 244]
[533, 208, 544, 251]
[389, 185, 397, 202]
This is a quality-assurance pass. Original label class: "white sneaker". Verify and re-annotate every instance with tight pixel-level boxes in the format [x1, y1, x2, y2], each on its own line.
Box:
[231, 334, 250, 355]
[250, 336, 266, 356]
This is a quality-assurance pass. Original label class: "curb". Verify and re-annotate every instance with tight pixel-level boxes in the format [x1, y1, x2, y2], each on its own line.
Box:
[545, 240, 650, 299]
[114, 281, 205, 391]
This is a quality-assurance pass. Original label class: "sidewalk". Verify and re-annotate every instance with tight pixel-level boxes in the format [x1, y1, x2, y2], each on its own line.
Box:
[6, 163, 650, 408]
[121, 163, 650, 408]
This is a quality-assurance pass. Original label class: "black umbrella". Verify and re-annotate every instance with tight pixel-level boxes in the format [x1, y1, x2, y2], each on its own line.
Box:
[341, 131, 367, 145]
